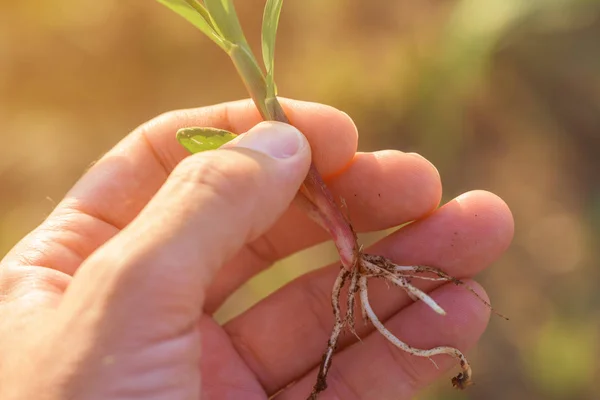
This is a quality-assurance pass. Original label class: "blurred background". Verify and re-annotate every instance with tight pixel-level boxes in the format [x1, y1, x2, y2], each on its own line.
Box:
[1, 0, 599, 399]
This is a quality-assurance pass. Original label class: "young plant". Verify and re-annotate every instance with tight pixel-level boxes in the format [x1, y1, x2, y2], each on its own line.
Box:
[154, 1, 503, 398]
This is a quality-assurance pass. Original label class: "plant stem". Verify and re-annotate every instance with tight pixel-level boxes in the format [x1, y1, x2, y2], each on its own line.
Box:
[229, 44, 359, 269]
[229, 45, 270, 117]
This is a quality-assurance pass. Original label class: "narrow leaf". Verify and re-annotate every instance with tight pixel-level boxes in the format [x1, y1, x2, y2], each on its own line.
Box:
[262, 0, 283, 97]
[204, 0, 249, 48]
[155, 0, 231, 51]
[176, 127, 237, 153]
[191, 1, 218, 31]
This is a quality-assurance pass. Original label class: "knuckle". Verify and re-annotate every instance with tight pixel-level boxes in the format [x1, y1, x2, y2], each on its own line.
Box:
[0, 265, 69, 304]
[138, 109, 182, 134]
[172, 152, 261, 202]
[140, 104, 229, 134]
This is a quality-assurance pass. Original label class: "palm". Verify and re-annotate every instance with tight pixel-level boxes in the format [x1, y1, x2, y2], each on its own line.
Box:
[1, 100, 512, 399]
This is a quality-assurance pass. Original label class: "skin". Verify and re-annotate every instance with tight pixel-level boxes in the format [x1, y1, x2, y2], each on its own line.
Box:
[0, 99, 514, 399]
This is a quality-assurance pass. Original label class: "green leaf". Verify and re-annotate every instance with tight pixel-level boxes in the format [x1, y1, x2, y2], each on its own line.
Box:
[176, 127, 237, 153]
[262, 0, 283, 98]
[155, 0, 231, 51]
[204, 0, 249, 48]
[192, 1, 218, 31]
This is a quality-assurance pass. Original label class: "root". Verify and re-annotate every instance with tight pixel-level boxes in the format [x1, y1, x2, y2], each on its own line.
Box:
[308, 268, 349, 399]
[362, 257, 446, 316]
[308, 252, 504, 399]
[402, 265, 508, 320]
[358, 274, 473, 390]
[345, 267, 361, 340]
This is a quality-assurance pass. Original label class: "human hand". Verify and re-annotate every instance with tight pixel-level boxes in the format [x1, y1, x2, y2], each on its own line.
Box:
[0, 99, 513, 399]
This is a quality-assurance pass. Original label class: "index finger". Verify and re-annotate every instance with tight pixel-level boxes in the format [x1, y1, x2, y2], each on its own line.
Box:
[2, 98, 358, 276]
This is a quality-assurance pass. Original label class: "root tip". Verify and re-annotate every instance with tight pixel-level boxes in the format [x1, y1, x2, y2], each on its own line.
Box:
[451, 372, 473, 390]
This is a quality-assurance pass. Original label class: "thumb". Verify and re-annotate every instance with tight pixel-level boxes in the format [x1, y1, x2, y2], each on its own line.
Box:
[60, 121, 311, 337]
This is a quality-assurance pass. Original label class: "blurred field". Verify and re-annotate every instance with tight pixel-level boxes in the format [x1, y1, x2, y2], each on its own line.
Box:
[1, 1, 599, 399]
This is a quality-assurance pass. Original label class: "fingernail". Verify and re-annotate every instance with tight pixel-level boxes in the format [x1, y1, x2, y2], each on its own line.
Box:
[228, 121, 305, 159]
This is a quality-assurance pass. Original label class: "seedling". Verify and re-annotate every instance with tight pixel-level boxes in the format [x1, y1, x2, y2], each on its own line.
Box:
[154, 1, 504, 398]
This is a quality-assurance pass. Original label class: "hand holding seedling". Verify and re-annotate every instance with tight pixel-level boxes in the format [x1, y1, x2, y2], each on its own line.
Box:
[0, 100, 512, 399]
[0, 1, 514, 398]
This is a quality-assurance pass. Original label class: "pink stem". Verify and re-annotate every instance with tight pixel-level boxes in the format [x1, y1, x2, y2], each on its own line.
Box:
[267, 99, 359, 269]
[301, 164, 358, 269]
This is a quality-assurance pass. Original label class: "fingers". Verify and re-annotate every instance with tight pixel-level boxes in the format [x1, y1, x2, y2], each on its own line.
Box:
[223, 190, 514, 394]
[203, 149, 441, 311]
[277, 282, 490, 400]
[2, 99, 358, 275]
[58, 123, 311, 344]
[315, 150, 441, 232]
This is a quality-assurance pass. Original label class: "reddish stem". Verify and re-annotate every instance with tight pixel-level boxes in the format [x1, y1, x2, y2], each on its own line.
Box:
[267, 100, 359, 269]
[301, 164, 358, 268]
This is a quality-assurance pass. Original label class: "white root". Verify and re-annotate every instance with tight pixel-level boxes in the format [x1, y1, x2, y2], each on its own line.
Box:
[309, 253, 490, 398]
[402, 265, 508, 320]
[387, 274, 447, 315]
[345, 268, 361, 340]
[322, 268, 348, 376]
[358, 275, 473, 389]
[308, 268, 349, 400]
[362, 258, 446, 316]
[399, 274, 449, 282]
